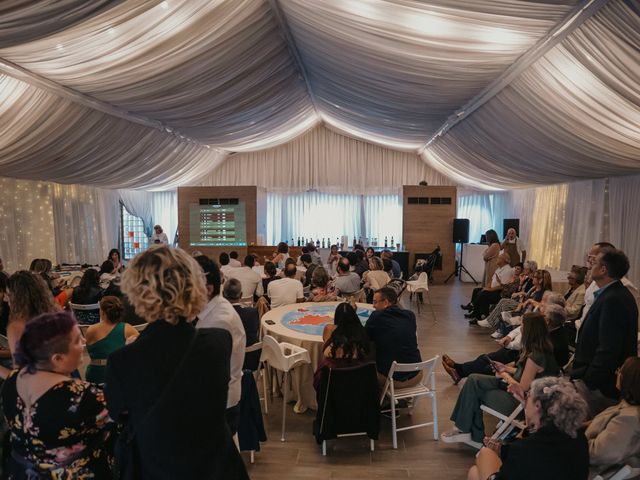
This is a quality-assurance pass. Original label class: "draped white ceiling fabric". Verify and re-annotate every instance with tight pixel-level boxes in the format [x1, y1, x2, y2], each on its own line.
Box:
[0, 0, 638, 190]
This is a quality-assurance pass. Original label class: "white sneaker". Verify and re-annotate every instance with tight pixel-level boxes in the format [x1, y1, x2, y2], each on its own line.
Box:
[491, 331, 503, 339]
[440, 430, 482, 449]
[477, 319, 491, 328]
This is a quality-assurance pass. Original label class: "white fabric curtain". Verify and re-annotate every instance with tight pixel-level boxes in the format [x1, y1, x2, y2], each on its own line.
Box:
[118, 190, 154, 236]
[609, 174, 640, 286]
[151, 191, 178, 245]
[266, 192, 402, 247]
[198, 125, 453, 194]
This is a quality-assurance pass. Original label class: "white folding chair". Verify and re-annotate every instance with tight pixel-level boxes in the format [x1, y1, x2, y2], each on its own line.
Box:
[593, 465, 640, 480]
[405, 272, 436, 323]
[342, 288, 365, 304]
[133, 323, 149, 332]
[69, 302, 101, 325]
[481, 403, 526, 441]
[240, 296, 254, 307]
[259, 335, 311, 441]
[379, 356, 439, 449]
[246, 341, 266, 413]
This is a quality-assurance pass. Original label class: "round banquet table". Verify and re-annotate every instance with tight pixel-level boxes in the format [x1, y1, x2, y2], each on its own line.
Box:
[261, 302, 375, 412]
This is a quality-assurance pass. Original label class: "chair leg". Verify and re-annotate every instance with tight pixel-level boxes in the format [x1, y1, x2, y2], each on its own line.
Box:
[281, 372, 288, 442]
[250, 450, 255, 464]
[391, 397, 398, 449]
[370, 439, 374, 452]
[432, 393, 439, 440]
[322, 440, 327, 456]
[262, 364, 269, 414]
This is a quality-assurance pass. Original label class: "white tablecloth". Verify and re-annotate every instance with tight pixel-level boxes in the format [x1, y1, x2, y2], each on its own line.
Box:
[261, 301, 373, 412]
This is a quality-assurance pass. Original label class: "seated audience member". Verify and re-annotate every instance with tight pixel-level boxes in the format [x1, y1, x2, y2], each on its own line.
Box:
[365, 247, 375, 260]
[30, 258, 69, 307]
[327, 245, 341, 275]
[363, 257, 391, 291]
[307, 243, 322, 265]
[571, 249, 638, 418]
[228, 251, 242, 268]
[354, 250, 369, 277]
[442, 301, 568, 384]
[269, 242, 290, 269]
[496, 262, 524, 300]
[105, 247, 248, 479]
[262, 261, 279, 293]
[382, 258, 394, 278]
[85, 296, 139, 383]
[300, 253, 317, 287]
[468, 376, 589, 480]
[219, 252, 233, 278]
[365, 287, 422, 387]
[195, 256, 245, 435]
[226, 255, 264, 299]
[333, 258, 362, 296]
[465, 253, 514, 323]
[107, 248, 124, 273]
[486, 269, 552, 334]
[71, 269, 103, 305]
[2, 311, 113, 478]
[279, 257, 305, 282]
[564, 265, 587, 322]
[268, 263, 304, 308]
[223, 279, 260, 371]
[442, 313, 559, 447]
[98, 260, 117, 288]
[586, 357, 640, 477]
[314, 302, 371, 390]
[381, 250, 402, 278]
[296, 246, 310, 266]
[309, 267, 337, 302]
[1, 272, 58, 379]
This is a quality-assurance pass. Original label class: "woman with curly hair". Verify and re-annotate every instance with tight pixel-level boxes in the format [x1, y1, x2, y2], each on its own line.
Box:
[468, 376, 589, 480]
[104, 246, 248, 479]
[1, 311, 113, 478]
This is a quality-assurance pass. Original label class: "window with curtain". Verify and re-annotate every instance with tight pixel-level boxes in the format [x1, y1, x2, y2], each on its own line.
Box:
[121, 203, 149, 260]
[266, 192, 402, 248]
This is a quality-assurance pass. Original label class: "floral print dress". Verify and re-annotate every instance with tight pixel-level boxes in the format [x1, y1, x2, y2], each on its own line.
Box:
[1, 371, 113, 479]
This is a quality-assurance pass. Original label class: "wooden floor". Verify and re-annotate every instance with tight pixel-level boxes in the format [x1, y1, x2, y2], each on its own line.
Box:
[243, 281, 498, 479]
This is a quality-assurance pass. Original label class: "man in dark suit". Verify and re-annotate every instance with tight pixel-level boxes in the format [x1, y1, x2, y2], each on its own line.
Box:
[223, 278, 261, 371]
[365, 287, 422, 387]
[300, 253, 317, 288]
[571, 249, 638, 417]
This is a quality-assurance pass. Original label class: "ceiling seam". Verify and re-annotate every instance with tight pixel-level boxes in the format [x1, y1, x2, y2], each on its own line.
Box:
[418, 0, 611, 154]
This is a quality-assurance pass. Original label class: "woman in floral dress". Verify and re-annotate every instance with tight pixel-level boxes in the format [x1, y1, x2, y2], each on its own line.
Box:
[2, 311, 112, 479]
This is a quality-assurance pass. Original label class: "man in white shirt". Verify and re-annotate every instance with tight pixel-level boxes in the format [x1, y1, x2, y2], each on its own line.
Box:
[150, 225, 169, 245]
[267, 263, 304, 308]
[194, 255, 245, 435]
[467, 253, 514, 323]
[226, 255, 264, 299]
[228, 251, 242, 268]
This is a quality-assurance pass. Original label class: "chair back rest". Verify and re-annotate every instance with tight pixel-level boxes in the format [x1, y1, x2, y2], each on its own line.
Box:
[315, 362, 380, 441]
[386, 355, 439, 393]
[69, 302, 100, 325]
[245, 341, 263, 353]
[259, 335, 310, 372]
[133, 323, 149, 332]
[416, 272, 428, 286]
[343, 288, 365, 304]
[240, 296, 254, 307]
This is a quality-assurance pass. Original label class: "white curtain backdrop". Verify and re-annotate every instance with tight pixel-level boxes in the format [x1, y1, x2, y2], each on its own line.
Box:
[151, 191, 178, 245]
[266, 191, 402, 247]
[198, 125, 453, 194]
[609, 174, 640, 286]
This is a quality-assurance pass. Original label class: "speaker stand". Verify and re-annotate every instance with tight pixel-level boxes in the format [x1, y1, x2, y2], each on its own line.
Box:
[445, 243, 479, 285]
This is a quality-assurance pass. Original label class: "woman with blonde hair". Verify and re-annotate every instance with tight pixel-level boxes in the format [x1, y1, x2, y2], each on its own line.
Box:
[104, 246, 248, 479]
[363, 256, 391, 291]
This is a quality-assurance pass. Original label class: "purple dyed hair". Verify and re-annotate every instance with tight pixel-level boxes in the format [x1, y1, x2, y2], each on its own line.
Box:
[14, 311, 77, 374]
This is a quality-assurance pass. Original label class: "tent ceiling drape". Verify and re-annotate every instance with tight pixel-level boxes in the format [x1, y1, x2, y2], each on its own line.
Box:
[0, 0, 638, 190]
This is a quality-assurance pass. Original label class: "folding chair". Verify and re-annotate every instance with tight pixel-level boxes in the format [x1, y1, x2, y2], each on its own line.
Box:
[246, 341, 266, 412]
[133, 323, 149, 332]
[260, 335, 311, 441]
[69, 302, 100, 325]
[379, 356, 439, 449]
[240, 296, 254, 307]
[481, 403, 526, 441]
[405, 273, 436, 323]
[314, 362, 380, 455]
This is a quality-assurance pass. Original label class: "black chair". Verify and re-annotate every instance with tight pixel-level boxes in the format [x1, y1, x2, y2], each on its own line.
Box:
[313, 362, 380, 455]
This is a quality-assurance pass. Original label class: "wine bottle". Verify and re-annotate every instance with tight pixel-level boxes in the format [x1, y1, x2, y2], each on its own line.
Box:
[385, 236, 388, 248]
[391, 235, 394, 248]
[322, 238, 325, 248]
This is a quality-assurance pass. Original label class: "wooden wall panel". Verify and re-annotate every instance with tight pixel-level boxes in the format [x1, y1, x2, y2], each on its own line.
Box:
[402, 185, 457, 282]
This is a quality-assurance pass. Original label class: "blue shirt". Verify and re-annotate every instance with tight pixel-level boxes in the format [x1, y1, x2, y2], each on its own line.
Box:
[365, 306, 422, 380]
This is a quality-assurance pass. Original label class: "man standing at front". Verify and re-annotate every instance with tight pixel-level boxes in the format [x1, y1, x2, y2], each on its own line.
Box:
[366, 287, 422, 387]
[570, 249, 638, 417]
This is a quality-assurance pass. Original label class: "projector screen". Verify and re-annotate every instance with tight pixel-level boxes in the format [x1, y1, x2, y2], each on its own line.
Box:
[189, 202, 247, 247]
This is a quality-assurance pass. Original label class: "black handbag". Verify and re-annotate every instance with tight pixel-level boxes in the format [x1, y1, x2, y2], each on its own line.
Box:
[114, 330, 200, 480]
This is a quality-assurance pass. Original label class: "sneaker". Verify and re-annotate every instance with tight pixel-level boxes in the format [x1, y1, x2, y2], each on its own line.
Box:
[477, 319, 491, 328]
[440, 430, 482, 449]
[491, 331, 503, 339]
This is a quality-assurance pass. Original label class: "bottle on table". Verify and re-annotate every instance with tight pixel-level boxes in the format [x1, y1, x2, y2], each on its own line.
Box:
[384, 236, 388, 248]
